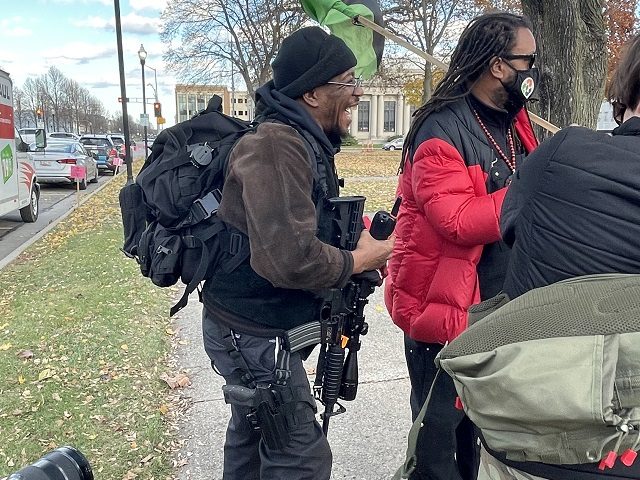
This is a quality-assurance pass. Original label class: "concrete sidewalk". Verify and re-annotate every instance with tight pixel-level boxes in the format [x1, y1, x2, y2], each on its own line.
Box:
[169, 285, 412, 479]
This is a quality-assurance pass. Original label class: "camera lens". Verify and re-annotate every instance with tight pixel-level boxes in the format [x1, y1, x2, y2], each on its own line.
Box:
[8, 446, 93, 480]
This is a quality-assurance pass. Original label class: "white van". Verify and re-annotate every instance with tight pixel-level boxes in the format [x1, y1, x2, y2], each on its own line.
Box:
[0, 70, 40, 222]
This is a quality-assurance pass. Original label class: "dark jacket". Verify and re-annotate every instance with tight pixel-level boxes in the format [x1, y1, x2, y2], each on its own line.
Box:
[498, 116, 640, 479]
[502, 117, 640, 299]
[384, 96, 537, 343]
[202, 82, 353, 332]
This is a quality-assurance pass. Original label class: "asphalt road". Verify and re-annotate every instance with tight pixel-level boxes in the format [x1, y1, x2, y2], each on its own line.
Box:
[0, 171, 119, 264]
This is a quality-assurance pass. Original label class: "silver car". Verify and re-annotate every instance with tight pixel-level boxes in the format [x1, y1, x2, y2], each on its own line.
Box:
[49, 131, 81, 141]
[30, 141, 99, 190]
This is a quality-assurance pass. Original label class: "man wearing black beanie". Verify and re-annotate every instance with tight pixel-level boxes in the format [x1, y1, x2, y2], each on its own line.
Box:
[200, 27, 395, 480]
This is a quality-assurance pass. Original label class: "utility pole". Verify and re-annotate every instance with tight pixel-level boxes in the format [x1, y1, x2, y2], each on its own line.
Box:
[138, 45, 148, 157]
[231, 60, 236, 116]
[113, 0, 133, 183]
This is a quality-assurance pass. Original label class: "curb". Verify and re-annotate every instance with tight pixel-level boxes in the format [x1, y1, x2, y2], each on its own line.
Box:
[0, 171, 125, 272]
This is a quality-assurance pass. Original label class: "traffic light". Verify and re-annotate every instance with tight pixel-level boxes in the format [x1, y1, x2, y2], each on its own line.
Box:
[36, 107, 43, 119]
[153, 102, 162, 118]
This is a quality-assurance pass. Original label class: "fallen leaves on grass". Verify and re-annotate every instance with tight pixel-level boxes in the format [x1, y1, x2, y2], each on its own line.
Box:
[160, 372, 191, 389]
[16, 350, 34, 360]
[341, 179, 399, 213]
[335, 150, 401, 177]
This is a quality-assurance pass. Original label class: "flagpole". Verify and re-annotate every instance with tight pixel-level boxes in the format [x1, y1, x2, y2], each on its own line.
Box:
[353, 15, 560, 135]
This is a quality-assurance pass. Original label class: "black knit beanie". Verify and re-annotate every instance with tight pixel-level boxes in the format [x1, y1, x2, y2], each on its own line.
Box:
[272, 27, 357, 99]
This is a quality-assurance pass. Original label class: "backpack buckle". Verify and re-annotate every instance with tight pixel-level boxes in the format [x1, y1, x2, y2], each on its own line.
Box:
[229, 233, 243, 255]
[193, 190, 221, 221]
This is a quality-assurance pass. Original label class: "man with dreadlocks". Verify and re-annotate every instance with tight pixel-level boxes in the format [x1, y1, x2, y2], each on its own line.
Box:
[384, 12, 538, 480]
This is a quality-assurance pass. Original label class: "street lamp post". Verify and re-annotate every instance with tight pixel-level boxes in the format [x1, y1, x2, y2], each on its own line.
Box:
[147, 83, 158, 134]
[146, 64, 158, 101]
[138, 44, 148, 155]
[146, 64, 159, 131]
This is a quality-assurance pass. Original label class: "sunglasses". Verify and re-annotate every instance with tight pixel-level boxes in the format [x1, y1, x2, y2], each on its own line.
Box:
[325, 76, 363, 95]
[502, 53, 537, 69]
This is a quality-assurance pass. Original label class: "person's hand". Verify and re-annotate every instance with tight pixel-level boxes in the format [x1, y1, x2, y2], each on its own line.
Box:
[379, 264, 389, 279]
[351, 229, 395, 274]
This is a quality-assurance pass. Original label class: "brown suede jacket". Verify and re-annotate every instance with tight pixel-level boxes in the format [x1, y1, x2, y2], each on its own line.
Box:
[218, 121, 353, 290]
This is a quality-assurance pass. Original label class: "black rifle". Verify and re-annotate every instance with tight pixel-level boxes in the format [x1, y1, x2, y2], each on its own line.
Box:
[314, 196, 401, 435]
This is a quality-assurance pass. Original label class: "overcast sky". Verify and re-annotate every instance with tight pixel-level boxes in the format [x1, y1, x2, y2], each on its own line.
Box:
[0, 0, 179, 127]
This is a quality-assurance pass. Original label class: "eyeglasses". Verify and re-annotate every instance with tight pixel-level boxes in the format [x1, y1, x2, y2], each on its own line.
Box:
[325, 76, 363, 95]
[502, 53, 537, 69]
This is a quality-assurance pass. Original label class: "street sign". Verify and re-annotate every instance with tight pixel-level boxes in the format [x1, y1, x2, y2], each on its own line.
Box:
[36, 120, 44, 129]
[70, 165, 86, 180]
[112, 157, 124, 166]
[157, 116, 166, 125]
[139, 113, 149, 127]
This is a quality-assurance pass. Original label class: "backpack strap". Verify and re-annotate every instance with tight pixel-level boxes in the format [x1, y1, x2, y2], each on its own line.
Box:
[170, 221, 226, 316]
[170, 221, 250, 317]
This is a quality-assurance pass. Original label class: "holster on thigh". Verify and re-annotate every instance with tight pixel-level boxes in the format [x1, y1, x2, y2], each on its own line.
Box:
[223, 383, 316, 450]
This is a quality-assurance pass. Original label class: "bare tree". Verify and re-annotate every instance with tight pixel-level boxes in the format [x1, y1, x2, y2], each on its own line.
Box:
[64, 79, 83, 133]
[13, 87, 26, 129]
[382, 0, 476, 102]
[522, 0, 607, 129]
[161, 0, 306, 98]
[43, 67, 66, 131]
[16, 71, 110, 133]
[21, 78, 40, 126]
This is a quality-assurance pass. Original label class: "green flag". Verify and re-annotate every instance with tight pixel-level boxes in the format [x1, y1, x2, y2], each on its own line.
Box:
[301, 0, 385, 79]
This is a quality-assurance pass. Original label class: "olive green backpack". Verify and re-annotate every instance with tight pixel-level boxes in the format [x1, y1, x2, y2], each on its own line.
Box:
[395, 274, 640, 478]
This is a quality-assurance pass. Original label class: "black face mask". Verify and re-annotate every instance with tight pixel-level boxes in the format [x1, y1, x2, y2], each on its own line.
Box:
[501, 63, 540, 113]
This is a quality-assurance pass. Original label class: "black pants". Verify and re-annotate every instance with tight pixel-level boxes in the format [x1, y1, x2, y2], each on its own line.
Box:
[405, 336, 479, 480]
[202, 309, 332, 480]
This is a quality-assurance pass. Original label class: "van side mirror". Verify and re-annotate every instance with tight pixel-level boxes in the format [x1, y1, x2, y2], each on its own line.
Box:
[35, 129, 47, 149]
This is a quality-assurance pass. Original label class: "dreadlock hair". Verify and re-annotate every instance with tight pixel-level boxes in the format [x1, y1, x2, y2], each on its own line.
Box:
[400, 12, 533, 172]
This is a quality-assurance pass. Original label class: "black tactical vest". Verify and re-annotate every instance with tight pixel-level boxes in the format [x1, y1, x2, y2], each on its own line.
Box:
[201, 127, 341, 332]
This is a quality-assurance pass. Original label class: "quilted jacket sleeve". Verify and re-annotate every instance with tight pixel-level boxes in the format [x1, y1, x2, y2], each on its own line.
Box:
[501, 128, 568, 246]
[412, 137, 506, 246]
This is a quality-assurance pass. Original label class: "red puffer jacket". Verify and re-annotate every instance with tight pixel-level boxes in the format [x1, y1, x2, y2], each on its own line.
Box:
[384, 98, 537, 344]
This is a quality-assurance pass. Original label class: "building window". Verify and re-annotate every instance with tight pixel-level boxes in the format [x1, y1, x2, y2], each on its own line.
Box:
[384, 101, 396, 132]
[358, 101, 370, 132]
[197, 96, 206, 112]
[187, 94, 196, 118]
[177, 94, 187, 122]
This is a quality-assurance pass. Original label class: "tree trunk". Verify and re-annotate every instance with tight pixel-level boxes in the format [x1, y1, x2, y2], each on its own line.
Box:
[422, 62, 434, 104]
[521, 0, 607, 130]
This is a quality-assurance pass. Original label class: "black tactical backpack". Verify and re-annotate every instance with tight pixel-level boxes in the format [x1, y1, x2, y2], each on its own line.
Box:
[119, 95, 253, 316]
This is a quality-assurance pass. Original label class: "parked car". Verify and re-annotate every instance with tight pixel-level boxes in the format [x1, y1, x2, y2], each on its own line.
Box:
[18, 127, 37, 145]
[382, 137, 405, 151]
[79, 135, 119, 175]
[30, 141, 99, 190]
[107, 133, 127, 159]
[49, 131, 80, 141]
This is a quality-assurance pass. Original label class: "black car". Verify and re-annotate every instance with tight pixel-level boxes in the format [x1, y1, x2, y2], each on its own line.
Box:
[79, 135, 119, 175]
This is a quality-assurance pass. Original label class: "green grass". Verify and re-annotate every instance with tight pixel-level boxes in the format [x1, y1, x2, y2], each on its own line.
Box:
[0, 172, 174, 479]
[335, 150, 401, 178]
[336, 150, 400, 212]
[341, 179, 400, 213]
